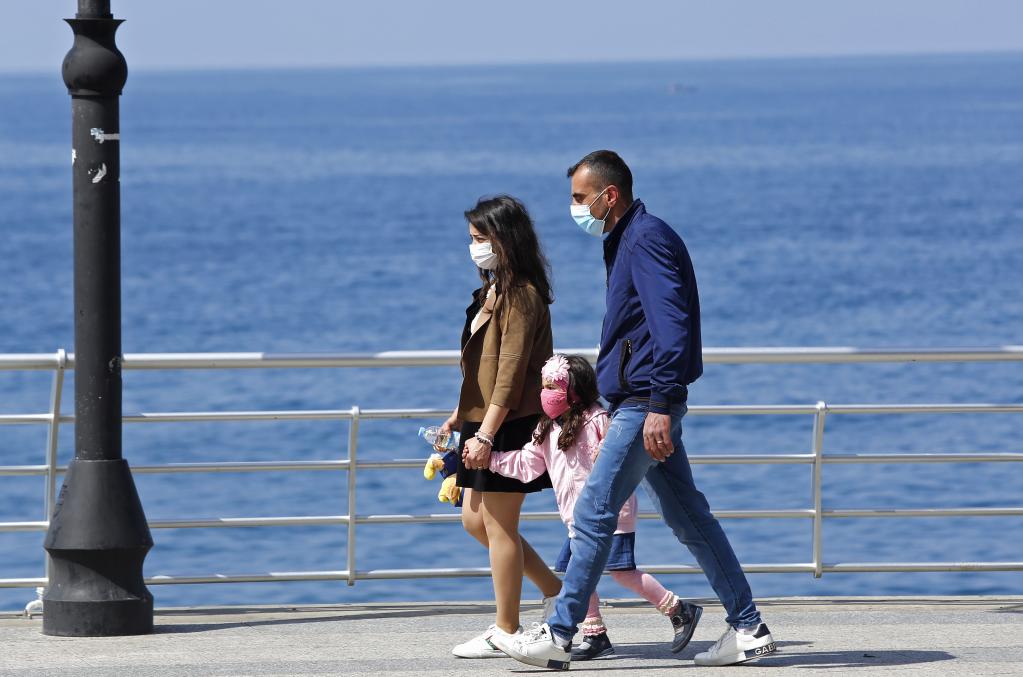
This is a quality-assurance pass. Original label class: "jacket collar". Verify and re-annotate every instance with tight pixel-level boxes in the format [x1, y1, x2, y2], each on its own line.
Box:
[603, 199, 644, 273]
[461, 285, 507, 355]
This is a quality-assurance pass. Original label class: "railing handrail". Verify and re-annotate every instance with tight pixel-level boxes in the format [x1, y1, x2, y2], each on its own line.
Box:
[1, 348, 1020, 608]
[2, 345, 1023, 371]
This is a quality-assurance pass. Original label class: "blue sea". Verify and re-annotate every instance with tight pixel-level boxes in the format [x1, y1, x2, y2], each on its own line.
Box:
[1, 53, 1021, 612]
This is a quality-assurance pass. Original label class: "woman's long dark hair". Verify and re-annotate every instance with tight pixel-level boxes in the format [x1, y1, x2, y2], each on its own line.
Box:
[533, 355, 601, 452]
[464, 195, 553, 309]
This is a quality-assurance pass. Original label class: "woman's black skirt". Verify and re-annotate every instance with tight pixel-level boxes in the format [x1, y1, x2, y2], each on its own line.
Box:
[456, 414, 552, 493]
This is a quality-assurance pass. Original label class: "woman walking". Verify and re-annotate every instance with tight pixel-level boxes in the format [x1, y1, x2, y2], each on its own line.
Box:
[439, 195, 563, 658]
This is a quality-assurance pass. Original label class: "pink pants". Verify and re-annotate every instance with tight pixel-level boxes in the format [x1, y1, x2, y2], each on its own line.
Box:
[582, 568, 679, 636]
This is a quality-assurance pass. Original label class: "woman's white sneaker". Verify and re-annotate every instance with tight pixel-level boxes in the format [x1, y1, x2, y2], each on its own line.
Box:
[451, 624, 521, 659]
[694, 623, 776, 666]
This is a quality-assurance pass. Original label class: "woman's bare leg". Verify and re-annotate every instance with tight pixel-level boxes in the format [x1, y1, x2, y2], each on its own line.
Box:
[481, 491, 527, 633]
[461, 489, 488, 546]
[464, 489, 561, 598]
[522, 538, 562, 598]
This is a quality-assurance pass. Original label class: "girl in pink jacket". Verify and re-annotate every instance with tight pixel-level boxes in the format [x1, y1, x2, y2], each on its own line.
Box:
[490, 354, 700, 660]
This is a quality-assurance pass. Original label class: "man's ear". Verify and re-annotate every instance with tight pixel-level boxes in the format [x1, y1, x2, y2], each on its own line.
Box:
[605, 184, 620, 209]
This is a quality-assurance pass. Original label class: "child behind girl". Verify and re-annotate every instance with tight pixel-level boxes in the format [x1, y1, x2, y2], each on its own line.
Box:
[489, 354, 703, 659]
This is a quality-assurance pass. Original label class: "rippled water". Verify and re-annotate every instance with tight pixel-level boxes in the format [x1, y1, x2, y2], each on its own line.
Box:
[1, 53, 1021, 610]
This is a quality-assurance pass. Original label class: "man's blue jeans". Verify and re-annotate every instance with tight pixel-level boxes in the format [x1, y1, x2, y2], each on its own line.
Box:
[549, 403, 762, 641]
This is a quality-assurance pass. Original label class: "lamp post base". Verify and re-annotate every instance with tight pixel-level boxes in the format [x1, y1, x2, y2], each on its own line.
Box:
[42, 597, 153, 637]
[43, 459, 154, 637]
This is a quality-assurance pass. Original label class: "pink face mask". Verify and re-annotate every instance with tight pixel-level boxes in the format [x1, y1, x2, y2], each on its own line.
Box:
[541, 388, 571, 419]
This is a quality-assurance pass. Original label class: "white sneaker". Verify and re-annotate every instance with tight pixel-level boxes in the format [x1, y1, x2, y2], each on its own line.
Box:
[490, 622, 571, 671]
[694, 623, 776, 666]
[451, 624, 520, 659]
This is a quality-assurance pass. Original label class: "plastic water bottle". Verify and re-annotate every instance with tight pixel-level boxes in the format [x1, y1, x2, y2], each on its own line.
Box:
[419, 426, 460, 451]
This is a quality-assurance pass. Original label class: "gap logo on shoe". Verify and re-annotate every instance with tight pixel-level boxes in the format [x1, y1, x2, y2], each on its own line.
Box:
[694, 623, 776, 666]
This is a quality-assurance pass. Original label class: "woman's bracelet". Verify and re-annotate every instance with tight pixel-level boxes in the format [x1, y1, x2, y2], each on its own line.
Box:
[474, 431, 495, 447]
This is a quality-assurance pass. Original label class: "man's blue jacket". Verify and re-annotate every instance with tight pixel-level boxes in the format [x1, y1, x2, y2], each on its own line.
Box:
[597, 200, 703, 413]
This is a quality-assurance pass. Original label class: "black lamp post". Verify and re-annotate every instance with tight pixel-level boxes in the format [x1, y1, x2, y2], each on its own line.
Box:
[42, 0, 154, 637]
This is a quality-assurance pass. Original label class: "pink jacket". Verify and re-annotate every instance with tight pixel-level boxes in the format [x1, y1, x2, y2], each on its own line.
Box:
[489, 405, 638, 537]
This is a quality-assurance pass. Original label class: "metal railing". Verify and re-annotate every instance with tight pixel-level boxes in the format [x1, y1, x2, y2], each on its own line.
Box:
[2, 346, 1022, 613]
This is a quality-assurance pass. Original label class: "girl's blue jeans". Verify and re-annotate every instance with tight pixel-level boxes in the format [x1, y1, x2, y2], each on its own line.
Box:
[548, 402, 762, 642]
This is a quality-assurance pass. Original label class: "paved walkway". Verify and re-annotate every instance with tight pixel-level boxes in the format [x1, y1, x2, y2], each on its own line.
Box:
[1, 597, 1021, 676]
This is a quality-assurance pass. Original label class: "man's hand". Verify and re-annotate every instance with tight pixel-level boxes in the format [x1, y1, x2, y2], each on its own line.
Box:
[462, 437, 492, 470]
[643, 412, 674, 461]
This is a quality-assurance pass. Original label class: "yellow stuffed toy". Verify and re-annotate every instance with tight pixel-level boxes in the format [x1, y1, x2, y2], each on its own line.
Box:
[419, 427, 462, 506]
[423, 453, 445, 480]
[421, 449, 462, 507]
[438, 475, 462, 505]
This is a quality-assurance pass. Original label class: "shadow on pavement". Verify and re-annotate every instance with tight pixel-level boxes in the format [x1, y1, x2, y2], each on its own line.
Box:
[754, 648, 955, 669]
[154, 603, 503, 633]
[992, 604, 1023, 614]
[608, 639, 813, 661]
[509, 642, 954, 672]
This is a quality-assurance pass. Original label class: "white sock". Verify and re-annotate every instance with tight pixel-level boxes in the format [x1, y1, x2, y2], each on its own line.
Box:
[552, 632, 572, 649]
[736, 624, 760, 636]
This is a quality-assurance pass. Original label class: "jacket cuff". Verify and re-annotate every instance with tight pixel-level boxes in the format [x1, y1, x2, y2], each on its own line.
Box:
[648, 393, 672, 414]
[489, 388, 519, 410]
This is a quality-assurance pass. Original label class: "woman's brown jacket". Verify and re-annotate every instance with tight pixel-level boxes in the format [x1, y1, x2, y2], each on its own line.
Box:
[457, 284, 553, 423]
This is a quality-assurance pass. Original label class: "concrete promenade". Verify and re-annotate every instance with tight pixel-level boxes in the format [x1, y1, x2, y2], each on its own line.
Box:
[1, 597, 1021, 676]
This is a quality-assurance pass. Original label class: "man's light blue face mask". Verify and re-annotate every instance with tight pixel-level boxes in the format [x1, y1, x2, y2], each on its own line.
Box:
[570, 187, 611, 238]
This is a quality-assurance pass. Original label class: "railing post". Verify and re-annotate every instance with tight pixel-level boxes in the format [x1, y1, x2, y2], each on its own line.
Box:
[24, 350, 68, 618]
[45, 349, 68, 526]
[811, 401, 828, 578]
[346, 406, 360, 586]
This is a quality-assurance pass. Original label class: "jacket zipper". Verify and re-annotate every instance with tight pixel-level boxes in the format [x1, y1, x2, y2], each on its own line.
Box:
[618, 338, 632, 390]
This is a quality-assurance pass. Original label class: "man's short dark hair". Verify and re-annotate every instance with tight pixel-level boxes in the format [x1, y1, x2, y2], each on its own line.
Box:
[567, 150, 634, 203]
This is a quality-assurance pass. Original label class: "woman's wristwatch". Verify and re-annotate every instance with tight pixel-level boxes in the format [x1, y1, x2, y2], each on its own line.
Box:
[474, 431, 495, 447]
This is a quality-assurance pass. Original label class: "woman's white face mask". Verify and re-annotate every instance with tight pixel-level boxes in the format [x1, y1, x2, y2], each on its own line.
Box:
[469, 241, 498, 269]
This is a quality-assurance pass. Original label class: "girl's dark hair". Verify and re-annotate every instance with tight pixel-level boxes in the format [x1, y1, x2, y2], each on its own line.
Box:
[464, 195, 554, 308]
[533, 355, 601, 452]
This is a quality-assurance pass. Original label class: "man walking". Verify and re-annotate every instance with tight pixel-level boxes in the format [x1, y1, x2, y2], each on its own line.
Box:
[494, 151, 775, 669]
